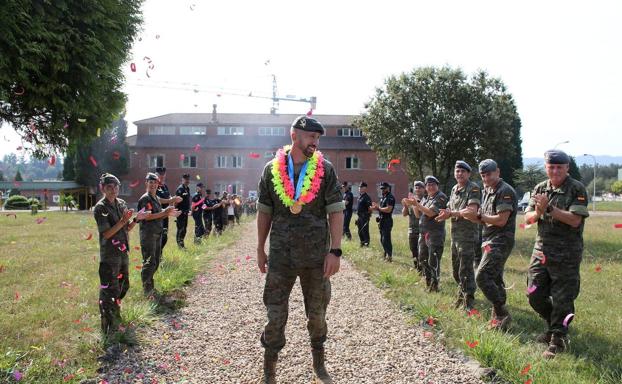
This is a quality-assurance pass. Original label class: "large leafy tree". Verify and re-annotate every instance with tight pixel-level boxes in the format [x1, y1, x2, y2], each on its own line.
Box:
[356, 66, 523, 192]
[0, 0, 142, 157]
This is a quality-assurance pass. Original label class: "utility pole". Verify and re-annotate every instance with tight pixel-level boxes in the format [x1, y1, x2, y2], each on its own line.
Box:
[584, 153, 596, 211]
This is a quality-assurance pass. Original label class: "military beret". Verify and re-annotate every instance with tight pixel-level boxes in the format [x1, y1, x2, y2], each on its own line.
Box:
[205, 189, 212, 194]
[414, 181, 425, 188]
[455, 160, 472, 172]
[544, 149, 570, 164]
[379, 182, 391, 189]
[478, 159, 498, 173]
[425, 175, 439, 185]
[99, 173, 120, 185]
[196, 182, 204, 187]
[360, 182, 368, 187]
[291, 116, 325, 135]
[145, 172, 159, 181]
[155, 166, 166, 174]
[181, 173, 190, 179]
[214, 191, 220, 195]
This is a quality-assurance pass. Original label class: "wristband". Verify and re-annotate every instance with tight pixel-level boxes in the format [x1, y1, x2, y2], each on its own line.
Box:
[546, 205, 554, 214]
[329, 248, 342, 257]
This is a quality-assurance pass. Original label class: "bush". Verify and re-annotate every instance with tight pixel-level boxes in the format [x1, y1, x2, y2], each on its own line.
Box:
[27, 198, 43, 209]
[4, 195, 42, 210]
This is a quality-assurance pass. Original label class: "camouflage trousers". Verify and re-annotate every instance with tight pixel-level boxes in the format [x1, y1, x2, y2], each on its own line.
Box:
[261, 267, 331, 354]
[98, 258, 129, 335]
[409, 233, 420, 270]
[476, 236, 514, 307]
[418, 234, 444, 286]
[451, 239, 477, 296]
[140, 231, 162, 294]
[527, 247, 582, 336]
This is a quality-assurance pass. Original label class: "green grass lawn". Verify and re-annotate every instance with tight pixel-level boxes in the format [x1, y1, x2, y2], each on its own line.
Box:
[0, 211, 244, 383]
[593, 200, 622, 212]
[343, 213, 622, 384]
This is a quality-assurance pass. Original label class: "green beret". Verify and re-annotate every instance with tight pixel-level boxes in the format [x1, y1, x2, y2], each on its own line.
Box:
[291, 116, 325, 134]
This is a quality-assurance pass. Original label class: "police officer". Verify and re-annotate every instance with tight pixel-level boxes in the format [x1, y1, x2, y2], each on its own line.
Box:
[94, 173, 146, 336]
[342, 182, 354, 240]
[154, 167, 182, 250]
[137, 173, 181, 296]
[436, 161, 481, 310]
[257, 116, 344, 384]
[402, 181, 425, 272]
[191, 183, 206, 244]
[524, 150, 589, 359]
[175, 174, 191, 248]
[355, 182, 373, 247]
[462, 159, 517, 329]
[202, 189, 215, 237]
[412, 176, 447, 292]
[371, 182, 395, 262]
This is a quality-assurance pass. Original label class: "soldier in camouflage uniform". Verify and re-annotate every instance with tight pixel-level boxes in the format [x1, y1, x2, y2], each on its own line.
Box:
[257, 116, 344, 384]
[402, 181, 425, 271]
[137, 173, 181, 296]
[94, 173, 146, 337]
[524, 150, 589, 359]
[412, 176, 447, 292]
[154, 167, 182, 250]
[436, 161, 481, 311]
[462, 159, 517, 329]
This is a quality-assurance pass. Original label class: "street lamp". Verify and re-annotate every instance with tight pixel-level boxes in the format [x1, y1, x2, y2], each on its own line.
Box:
[554, 140, 570, 149]
[584, 153, 596, 212]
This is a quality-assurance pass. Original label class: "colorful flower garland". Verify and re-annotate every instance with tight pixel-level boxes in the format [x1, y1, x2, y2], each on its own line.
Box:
[271, 145, 324, 207]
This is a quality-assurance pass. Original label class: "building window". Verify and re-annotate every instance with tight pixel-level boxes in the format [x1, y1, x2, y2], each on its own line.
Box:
[216, 155, 227, 168]
[149, 126, 176, 135]
[377, 159, 388, 170]
[217, 126, 244, 135]
[229, 155, 243, 169]
[181, 154, 197, 168]
[345, 156, 360, 169]
[179, 126, 206, 135]
[148, 154, 164, 168]
[258, 127, 285, 136]
[213, 182, 244, 195]
[264, 151, 276, 158]
[337, 128, 362, 137]
[119, 181, 131, 196]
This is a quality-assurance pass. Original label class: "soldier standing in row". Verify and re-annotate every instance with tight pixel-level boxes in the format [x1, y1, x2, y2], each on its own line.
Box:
[372, 182, 395, 262]
[436, 161, 481, 311]
[412, 176, 447, 292]
[202, 189, 215, 237]
[94, 173, 147, 337]
[463, 159, 517, 329]
[342, 182, 354, 240]
[355, 182, 372, 247]
[191, 183, 206, 244]
[402, 181, 425, 271]
[212, 191, 224, 235]
[175, 174, 191, 248]
[257, 116, 344, 384]
[524, 150, 589, 359]
[137, 173, 181, 296]
[155, 167, 181, 250]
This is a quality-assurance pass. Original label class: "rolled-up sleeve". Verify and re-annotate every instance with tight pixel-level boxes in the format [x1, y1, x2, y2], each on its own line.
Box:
[324, 164, 345, 213]
[569, 183, 590, 217]
[257, 163, 274, 215]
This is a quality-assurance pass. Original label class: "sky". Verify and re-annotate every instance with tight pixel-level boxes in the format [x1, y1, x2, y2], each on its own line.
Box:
[1, 0, 621, 161]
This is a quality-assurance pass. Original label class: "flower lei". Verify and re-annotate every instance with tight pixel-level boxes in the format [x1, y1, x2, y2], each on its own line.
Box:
[271, 145, 324, 207]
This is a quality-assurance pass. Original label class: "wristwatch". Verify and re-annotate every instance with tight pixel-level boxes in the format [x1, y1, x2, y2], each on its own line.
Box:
[329, 248, 342, 257]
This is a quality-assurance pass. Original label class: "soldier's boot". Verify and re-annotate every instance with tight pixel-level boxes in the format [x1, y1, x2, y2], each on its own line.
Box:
[454, 292, 465, 309]
[427, 282, 439, 293]
[536, 331, 552, 345]
[542, 334, 567, 359]
[387, 255, 393, 263]
[311, 348, 333, 384]
[490, 304, 511, 330]
[262, 350, 278, 384]
[464, 294, 475, 312]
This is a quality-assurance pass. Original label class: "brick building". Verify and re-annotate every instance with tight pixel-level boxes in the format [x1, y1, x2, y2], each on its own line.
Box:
[123, 111, 409, 204]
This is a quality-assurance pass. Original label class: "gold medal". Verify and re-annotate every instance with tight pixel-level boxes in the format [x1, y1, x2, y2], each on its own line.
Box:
[290, 202, 302, 214]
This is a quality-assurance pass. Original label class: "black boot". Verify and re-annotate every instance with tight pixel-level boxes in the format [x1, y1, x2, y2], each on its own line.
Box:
[543, 334, 567, 359]
[465, 294, 475, 311]
[312, 348, 333, 383]
[263, 350, 277, 384]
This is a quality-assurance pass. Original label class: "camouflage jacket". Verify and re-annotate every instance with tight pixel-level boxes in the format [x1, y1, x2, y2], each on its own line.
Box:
[137, 193, 163, 235]
[257, 153, 344, 269]
[93, 197, 129, 263]
[449, 180, 481, 242]
[481, 179, 517, 240]
[419, 191, 447, 245]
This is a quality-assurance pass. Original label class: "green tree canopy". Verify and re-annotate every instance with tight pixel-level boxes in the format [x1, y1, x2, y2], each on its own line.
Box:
[610, 180, 622, 195]
[515, 164, 547, 193]
[0, 0, 143, 157]
[569, 156, 581, 182]
[14, 170, 23, 181]
[356, 66, 522, 192]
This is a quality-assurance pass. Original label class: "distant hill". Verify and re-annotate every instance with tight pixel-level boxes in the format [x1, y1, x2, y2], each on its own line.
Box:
[523, 156, 622, 167]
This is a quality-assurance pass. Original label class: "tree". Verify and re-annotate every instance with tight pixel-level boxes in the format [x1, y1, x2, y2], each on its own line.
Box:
[0, 170, 4, 181]
[569, 156, 581, 182]
[14, 170, 23, 182]
[611, 180, 622, 195]
[0, 0, 143, 157]
[515, 164, 547, 193]
[356, 66, 522, 193]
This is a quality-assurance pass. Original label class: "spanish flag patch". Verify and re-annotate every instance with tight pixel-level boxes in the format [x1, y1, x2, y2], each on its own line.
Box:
[578, 196, 586, 201]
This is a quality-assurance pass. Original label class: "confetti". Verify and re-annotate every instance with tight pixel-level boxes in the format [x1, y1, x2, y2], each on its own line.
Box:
[525, 380, 533, 384]
[196, 175, 200, 180]
[614, 223, 622, 228]
[520, 364, 532, 375]
[117, 273, 123, 279]
[130, 63, 136, 72]
[426, 316, 435, 326]
[482, 242, 492, 253]
[562, 313, 574, 328]
[130, 180, 140, 188]
[466, 340, 479, 348]
[423, 331, 434, 338]
[64, 121, 69, 129]
[135, 265, 142, 270]
[535, 251, 546, 265]
[0, 265, 5, 273]
[16, 145, 23, 150]
[519, 223, 533, 229]
[112, 239, 120, 246]
[134, 246, 140, 251]
[123, 368, 132, 374]
[15, 291, 20, 301]
[63, 374, 75, 381]
[245, 255, 252, 261]
[595, 264, 602, 272]
[13, 181, 22, 188]
[13, 370, 23, 381]
[467, 308, 480, 318]
[112, 151, 120, 160]
[85, 233, 93, 240]
[89, 155, 98, 167]
[223, 358, 231, 365]
[80, 327, 93, 332]
[48, 155, 56, 166]
[73, 319, 81, 324]
[180, 154, 185, 161]
[490, 318, 499, 327]
[193, 144, 201, 152]
[306, 109, 313, 117]
[100, 284, 109, 289]
[78, 118, 86, 123]
[527, 285, 537, 294]
[174, 352, 181, 362]
[97, 128, 101, 137]
[248, 152, 261, 159]
[36, 217, 47, 224]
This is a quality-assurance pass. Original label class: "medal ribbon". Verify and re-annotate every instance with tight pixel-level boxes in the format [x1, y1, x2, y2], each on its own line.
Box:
[288, 153, 309, 201]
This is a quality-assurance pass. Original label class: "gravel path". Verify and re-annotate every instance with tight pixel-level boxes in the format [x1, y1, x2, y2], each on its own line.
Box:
[99, 221, 483, 383]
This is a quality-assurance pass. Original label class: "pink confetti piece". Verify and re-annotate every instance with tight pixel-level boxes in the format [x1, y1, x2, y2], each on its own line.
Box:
[123, 367, 132, 374]
[136, 373, 145, 379]
[179, 153, 185, 161]
[519, 223, 533, 229]
[201, 204, 207, 209]
[89, 155, 98, 167]
[130, 180, 140, 188]
[13, 370, 23, 381]
[466, 340, 479, 348]
[426, 316, 435, 326]
[117, 273, 123, 279]
[483, 243, 491, 253]
[535, 251, 547, 265]
[520, 364, 532, 375]
[245, 255, 252, 261]
[306, 108, 313, 117]
[527, 285, 537, 294]
[193, 144, 201, 152]
[119, 244, 127, 252]
[116, 298, 122, 306]
[130, 63, 136, 72]
[64, 121, 69, 129]
[223, 359, 231, 365]
[174, 352, 181, 362]
[423, 331, 433, 338]
[562, 313, 574, 328]
[48, 155, 56, 166]
[35, 217, 47, 224]
[14, 291, 20, 301]
[112, 239, 120, 245]
[13, 181, 22, 188]
[100, 284, 109, 289]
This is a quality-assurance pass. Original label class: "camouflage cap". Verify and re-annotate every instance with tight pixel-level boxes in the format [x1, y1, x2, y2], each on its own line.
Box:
[414, 181, 425, 188]
[99, 173, 120, 185]
[291, 116, 325, 135]
[544, 149, 570, 164]
[424, 175, 439, 185]
[455, 160, 472, 172]
[478, 159, 498, 173]
[145, 172, 159, 181]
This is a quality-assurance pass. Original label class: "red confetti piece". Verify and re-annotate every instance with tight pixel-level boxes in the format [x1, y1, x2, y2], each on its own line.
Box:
[483, 243, 492, 253]
[248, 152, 261, 159]
[146, 203, 152, 210]
[135, 265, 142, 270]
[63, 374, 75, 381]
[467, 308, 480, 318]
[595, 264, 602, 272]
[426, 316, 435, 326]
[193, 144, 201, 152]
[130, 180, 140, 188]
[614, 223, 622, 228]
[389, 159, 400, 165]
[14, 291, 20, 301]
[48, 155, 56, 166]
[85, 233, 93, 240]
[117, 273, 123, 279]
[89, 155, 98, 167]
[179, 154, 185, 161]
[112, 151, 120, 160]
[134, 246, 140, 251]
[520, 364, 532, 375]
[174, 352, 181, 362]
[466, 340, 479, 348]
[130, 63, 136, 72]
[525, 380, 533, 384]
[222, 359, 230, 365]
[80, 327, 93, 332]
[245, 255, 252, 261]
[116, 298, 122, 305]
[73, 319, 81, 324]
[490, 318, 499, 327]
[306, 109, 313, 117]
